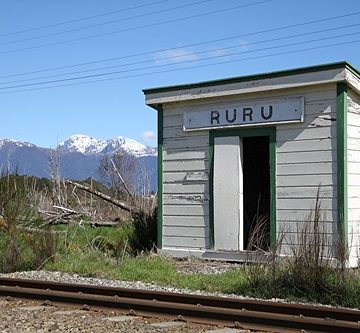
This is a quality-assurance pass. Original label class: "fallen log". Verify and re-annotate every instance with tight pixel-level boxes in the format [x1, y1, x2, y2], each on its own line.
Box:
[66, 180, 131, 212]
[42, 220, 119, 227]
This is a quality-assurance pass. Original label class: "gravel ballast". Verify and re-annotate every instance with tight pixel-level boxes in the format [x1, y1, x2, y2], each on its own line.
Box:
[0, 297, 221, 333]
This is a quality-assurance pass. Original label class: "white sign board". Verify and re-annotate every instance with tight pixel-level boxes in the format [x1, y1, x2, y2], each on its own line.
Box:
[183, 97, 304, 131]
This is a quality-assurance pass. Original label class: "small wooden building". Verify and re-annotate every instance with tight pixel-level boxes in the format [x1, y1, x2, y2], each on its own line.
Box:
[143, 62, 360, 267]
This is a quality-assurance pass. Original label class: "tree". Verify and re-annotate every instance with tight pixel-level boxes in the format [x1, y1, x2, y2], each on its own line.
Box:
[98, 152, 137, 202]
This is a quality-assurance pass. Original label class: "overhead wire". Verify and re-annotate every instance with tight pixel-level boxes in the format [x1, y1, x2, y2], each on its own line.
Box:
[2, 38, 359, 94]
[0, 0, 173, 38]
[0, 0, 212, 46]
[1, 10, 359, 80]
[0, 0, 272, 55]
[1, 22, 359, 85]
[1, 31, 359, 90]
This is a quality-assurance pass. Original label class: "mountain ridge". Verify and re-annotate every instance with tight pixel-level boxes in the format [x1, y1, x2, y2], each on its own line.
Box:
[57, 134, 157, 157]
[0, 135, 157, 190]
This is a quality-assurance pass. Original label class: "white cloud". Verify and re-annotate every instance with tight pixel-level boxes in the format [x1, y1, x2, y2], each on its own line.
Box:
[237, 39, 250, 51]
[208, 48, 229, 57]
[155, 48, 198, 65]
[208, 39, 250, 58]
[142, 130, 156, 142]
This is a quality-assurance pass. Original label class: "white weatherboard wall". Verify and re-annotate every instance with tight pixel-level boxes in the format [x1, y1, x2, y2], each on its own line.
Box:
[348, 89, 360, 267]
[144, 63, 360, 265]
[276, 86, 337, 255]
[162, 103, 210, 251]
[161, 84, 338, 257]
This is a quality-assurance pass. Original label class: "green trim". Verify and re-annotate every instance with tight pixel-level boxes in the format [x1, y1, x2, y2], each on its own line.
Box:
[208, 127, 277, 250]
[336, 83, 348, 246]
[269, 132, 277, 248]
[345, 63, 360, 80]
[157, 105, 164, 249]
[208, 136, 215, 248]
[143, 61, 359, 95]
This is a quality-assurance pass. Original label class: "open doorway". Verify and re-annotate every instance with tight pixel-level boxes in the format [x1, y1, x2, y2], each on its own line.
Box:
[242, 136, 270, 250]
[213, 134, 271, 252]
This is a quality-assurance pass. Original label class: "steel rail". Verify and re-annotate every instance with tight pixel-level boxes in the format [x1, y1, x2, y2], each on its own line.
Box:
[0, 277, 359, 332]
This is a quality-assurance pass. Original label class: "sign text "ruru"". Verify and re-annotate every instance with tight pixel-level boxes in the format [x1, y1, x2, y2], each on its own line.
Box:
[183, 97, 304, 131]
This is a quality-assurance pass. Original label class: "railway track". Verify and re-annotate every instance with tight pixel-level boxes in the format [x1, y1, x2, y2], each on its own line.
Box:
[0, 277, 359, 332]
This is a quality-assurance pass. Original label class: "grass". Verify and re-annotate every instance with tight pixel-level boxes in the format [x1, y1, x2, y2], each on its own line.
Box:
[13, 218, 359, 309]
[1, 175, 360, 308]
[45, 223, 248, 295]
[45, 251, 248, 294]
[1, 217, 359, 308]
[46, 250, 360, 308]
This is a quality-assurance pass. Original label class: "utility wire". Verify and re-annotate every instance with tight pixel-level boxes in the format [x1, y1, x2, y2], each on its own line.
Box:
[1, 31, 358, 90]
[0, 0, 272, 55]
[0, 0, 212, 46]
[0, 0, 173, 38]
[2, 38, 359, 94]
[1, 10, 358, 79]
[1, 23, 359, 86]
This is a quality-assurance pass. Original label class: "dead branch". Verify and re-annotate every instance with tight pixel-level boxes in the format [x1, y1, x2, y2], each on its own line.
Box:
[110, 158, 135, 202]
[66, 180, 131, 212]
[53, 205, 79, 214]
[38, 204, 88, 226]
[18, 226, 61, 234]
[41, 219, 119, 227]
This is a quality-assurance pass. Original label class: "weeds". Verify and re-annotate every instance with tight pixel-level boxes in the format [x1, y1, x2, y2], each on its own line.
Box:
[0, 175, 57, 272]
[129, 207, 157, 255]
[242, 187, 360, 307]
[280, 188, 351, 304]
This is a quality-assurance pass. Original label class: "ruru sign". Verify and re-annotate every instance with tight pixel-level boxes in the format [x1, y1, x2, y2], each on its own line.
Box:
[183, 97, 304, 131]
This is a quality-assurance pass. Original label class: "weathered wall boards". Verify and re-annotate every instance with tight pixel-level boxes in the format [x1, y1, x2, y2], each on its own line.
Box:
[143, 62, 360, 267]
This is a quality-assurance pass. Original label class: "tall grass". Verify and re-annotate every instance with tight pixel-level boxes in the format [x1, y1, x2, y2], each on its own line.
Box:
[243, 187, 360, 307]
[0, 175, 57, 272]
[129, 206, 157, 255]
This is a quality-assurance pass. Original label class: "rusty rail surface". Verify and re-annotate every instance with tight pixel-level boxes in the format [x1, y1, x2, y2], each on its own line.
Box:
[0, 277, 359, 332]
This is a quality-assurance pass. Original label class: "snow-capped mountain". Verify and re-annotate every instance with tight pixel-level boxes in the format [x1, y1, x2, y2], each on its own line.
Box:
[58, 134, 156, 157]
[57, 134, 105, 154]
[0, 138, 36, 149]
[0, 135, 157, 190]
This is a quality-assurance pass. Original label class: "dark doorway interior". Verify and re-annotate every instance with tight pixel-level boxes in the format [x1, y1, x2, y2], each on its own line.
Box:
[242, 136, 270, 250]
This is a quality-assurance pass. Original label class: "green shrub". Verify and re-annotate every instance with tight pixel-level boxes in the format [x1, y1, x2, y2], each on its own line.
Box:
[0, 175, 57, 272]
[89, 222, 134, 262]
[129, 207, 157, 255]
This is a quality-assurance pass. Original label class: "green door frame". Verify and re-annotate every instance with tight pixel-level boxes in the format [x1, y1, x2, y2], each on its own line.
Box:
[157, 105, 164, 249]
[336, 82, 348, 246]
[208, 127, 277, 250]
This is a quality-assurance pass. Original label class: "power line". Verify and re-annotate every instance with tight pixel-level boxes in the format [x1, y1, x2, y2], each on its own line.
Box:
[0, 0, 173, 38]
[2, 38, 359, 94]
[1, 10, 358, 80]
[1, 31, 358, 90]
[0, 0, 272, 55]
[1, 23, 359, 86]
[0, 0, 212, 47]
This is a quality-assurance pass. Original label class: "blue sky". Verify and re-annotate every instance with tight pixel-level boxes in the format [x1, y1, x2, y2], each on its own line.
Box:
[1, 0, 360, 148]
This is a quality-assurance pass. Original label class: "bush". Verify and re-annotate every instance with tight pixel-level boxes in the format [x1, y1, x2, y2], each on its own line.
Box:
[129, 207, 157, 255]
[0, 175, 57, 272]
[89, 222, 134, 263]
